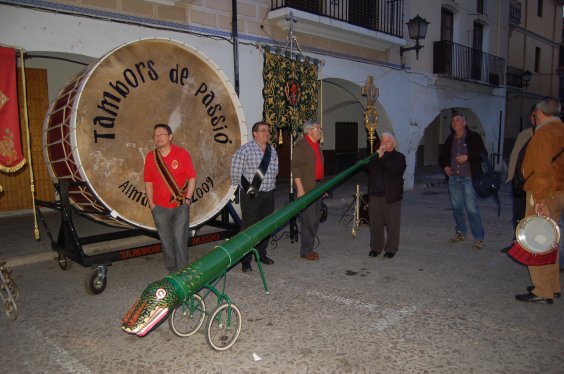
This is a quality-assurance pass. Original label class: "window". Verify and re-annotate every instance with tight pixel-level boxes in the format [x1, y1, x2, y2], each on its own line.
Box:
[477, 0, 486, 15]
[535, 47, 541, 72]
[473, 22, 483, 51]
[537, 0, 543, 17]
[441, 8, 454, 41]
[509, 0, 521, 24]
[471, 22, 484, 80]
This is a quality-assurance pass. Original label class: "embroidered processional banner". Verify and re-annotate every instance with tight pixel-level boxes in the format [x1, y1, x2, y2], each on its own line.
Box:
[262, 50, 319, 145]
[0, 46, 25, 172]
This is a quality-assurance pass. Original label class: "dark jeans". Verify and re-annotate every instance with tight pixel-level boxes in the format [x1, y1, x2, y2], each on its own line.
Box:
[151, 204, 190, 273]
[240, 190, 275, 266]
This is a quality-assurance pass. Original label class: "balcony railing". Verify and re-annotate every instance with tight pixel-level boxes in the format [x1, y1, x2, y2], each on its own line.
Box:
[510, 0, 521, 25]
[507, 66, 525, 87]
[433, 40, 505, 87]
[271, 0, 403, 38]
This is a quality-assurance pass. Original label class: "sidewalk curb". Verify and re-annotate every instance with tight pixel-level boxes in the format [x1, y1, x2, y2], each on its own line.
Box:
[5, 251, 55, 268]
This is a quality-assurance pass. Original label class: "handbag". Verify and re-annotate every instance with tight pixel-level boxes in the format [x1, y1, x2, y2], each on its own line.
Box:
[472, 152, 501, 216]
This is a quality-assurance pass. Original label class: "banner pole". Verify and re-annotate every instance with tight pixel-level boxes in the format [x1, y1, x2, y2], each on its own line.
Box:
[18, 48, 40, 240]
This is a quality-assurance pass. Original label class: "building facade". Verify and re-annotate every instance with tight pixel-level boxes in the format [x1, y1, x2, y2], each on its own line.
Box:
[505, 0, 563, 155]
[1, 0, 559, 213]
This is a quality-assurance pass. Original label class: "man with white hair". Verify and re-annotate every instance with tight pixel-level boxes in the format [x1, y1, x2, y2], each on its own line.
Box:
[367, 132, 406, 258]
[292, 120, 324, 261]
[515, 97, 564, 304]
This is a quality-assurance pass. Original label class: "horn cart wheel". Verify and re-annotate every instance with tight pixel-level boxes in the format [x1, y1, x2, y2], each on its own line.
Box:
[169, 294, 206, 337]
[205, 303, 242, 351]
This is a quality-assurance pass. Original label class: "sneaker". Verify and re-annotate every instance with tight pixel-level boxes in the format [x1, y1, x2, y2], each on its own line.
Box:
[473, 240, 484, 250]
[449, 231, 465, 243]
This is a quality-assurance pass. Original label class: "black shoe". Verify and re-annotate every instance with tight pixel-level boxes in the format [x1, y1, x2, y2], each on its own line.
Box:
[515, 292, 553, 304]
[242, 263, 252, 273]
[383, 252, 395, 258]
[260, 256, 274, 265]
[368, 251, 379, 257]
[526, 286, 560, 299]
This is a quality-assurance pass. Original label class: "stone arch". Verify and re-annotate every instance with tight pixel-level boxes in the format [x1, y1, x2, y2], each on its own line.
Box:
[415, 107, 486, 169]
[320, 77, 396, 145]
[320, 77, 398, 174]
[22, 51, 96, 102]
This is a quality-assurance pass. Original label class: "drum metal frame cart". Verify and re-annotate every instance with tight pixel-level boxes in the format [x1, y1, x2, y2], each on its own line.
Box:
[35, 180, 241, 295]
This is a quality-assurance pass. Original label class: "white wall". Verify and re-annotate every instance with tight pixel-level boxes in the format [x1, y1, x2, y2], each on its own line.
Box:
[0, 4, 506, 190]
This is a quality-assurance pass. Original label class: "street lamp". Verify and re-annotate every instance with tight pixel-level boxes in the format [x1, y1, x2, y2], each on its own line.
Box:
[522, 70, 532, 89]
[400, 15, 430, 62]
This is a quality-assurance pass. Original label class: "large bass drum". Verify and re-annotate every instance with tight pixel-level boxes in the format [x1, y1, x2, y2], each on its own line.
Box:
[43, 38, 246, 231]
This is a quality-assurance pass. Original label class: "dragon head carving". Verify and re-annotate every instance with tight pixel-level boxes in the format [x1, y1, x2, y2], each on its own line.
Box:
[121, 277, 181, 337]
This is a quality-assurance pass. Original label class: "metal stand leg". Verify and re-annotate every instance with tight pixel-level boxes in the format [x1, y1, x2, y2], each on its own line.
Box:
[250, 248, 270, 295]
[0, 259, 19, 320]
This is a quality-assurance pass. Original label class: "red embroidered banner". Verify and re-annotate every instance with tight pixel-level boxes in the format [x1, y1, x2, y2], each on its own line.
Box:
[0, 46, 25, 172]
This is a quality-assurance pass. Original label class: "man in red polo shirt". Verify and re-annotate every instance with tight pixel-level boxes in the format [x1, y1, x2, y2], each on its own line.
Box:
[144, 124, 197, 274]
[292, 120, 324, 260]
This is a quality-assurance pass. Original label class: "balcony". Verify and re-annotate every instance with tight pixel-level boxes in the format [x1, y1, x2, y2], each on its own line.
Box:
[433, 40, 505, 87]
[506, 66, 526, 88]
[268, 0, 405, 52]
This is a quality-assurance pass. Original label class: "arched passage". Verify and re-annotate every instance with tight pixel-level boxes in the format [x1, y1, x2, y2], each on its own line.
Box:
[320, 77, 395, 175]
[414, 107, 487, 176]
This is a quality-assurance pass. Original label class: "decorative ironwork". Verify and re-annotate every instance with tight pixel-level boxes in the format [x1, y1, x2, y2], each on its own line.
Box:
[433, 40, 505, 87]
[271, 0, 404, 38]
[507, 66, 526, 88]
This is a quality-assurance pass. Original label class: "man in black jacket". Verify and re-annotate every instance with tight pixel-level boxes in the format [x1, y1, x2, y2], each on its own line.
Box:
[368, 132, 407, 258]
[439, 113, 487, 250]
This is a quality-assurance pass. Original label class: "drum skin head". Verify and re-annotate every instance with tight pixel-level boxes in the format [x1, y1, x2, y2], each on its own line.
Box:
[516, 215, 560, 255]
[44, 38, 246, 230]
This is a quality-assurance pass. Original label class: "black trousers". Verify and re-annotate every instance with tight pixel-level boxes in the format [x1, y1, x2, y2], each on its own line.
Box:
[300, 198, 322, 256]
[512, 182, 526, 234]
[368, 196, 402, 254]
[240, 190, 275, 266]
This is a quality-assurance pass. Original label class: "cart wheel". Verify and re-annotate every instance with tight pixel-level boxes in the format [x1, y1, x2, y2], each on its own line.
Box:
[57, 253, 72, 271]
[86, 268, 107, 295]
[205, 303, 242, 351]
[169, 294, 206, 337]
[4, 300, 17, 320]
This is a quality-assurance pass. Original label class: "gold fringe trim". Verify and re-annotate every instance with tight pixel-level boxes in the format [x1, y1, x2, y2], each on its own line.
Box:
[0, 158, 26, 173]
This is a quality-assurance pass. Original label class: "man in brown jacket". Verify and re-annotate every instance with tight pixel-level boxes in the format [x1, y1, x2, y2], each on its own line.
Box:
[515, 97, 564, 304]
[292, 120, 324, 260]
